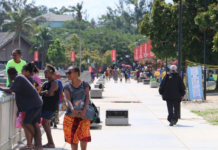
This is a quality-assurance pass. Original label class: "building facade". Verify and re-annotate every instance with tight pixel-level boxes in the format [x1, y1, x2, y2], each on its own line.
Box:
[0, 32, 33, 63]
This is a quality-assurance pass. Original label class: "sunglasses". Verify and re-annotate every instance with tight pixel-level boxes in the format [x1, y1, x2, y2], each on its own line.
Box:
[65, 71, 71, 75]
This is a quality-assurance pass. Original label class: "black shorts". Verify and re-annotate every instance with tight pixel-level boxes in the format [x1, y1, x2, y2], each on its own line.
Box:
[137, 76, 139, 79]
[23, 106, 42, 124]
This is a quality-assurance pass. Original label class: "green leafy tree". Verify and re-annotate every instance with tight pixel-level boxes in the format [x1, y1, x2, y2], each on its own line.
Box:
[31, 26, 54, 67]
[124, 0, 149, 31]
[139, 0, 218, 66]
[63, 1, 84, 71]
[2, 9, 33, 48]
[0, 0, 11, 27]
[63, 20, 90, 30]
[47, 38, 66, 66]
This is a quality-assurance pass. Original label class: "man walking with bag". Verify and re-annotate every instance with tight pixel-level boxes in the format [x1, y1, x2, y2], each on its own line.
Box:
[159, 65, 186, 126]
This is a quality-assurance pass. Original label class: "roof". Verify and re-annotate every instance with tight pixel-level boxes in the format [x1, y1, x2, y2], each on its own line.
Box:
[34, 12, 74, 22]
[0, 32, 32, 49]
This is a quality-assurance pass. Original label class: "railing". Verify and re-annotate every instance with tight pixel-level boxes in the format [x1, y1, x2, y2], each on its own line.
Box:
[0, 71, 91, 150]
[0, 93, 23, 150]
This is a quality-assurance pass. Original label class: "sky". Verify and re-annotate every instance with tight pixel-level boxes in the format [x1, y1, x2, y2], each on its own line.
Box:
[30, 0, 173, 21]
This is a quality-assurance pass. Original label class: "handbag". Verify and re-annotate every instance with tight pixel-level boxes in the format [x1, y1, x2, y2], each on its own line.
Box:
[91, 101, 100, 123]
[68, 82, 95, 120]
[16, 115, 22, 128]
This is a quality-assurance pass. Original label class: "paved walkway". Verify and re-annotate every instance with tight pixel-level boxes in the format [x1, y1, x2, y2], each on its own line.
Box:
[16, 78, 218, 150]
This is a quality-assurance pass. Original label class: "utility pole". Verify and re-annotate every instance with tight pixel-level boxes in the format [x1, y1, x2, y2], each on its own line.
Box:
[178, 0, 182, 119]
[204, 0, 207, 100]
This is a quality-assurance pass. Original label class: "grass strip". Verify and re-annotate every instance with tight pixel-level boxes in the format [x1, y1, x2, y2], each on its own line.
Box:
[191, 109, 218, 125]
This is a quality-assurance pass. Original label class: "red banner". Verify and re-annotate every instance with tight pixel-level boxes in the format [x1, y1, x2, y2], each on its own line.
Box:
[34, 51, 38, 62]
[71, 51, 75, 62]
[111, 50, 116, 61]
[138, 45, 144, 60]
[134, 48, 139, 61]
[142, 43, 148, 58]
[147, 40, 155, 58]
[142, 40, 155, 58]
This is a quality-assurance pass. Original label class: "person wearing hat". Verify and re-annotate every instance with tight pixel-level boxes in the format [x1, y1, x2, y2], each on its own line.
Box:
[40, 64, 59, 148]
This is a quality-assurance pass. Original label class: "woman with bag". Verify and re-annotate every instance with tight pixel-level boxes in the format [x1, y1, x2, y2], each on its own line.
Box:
[63, 66, 94, 150]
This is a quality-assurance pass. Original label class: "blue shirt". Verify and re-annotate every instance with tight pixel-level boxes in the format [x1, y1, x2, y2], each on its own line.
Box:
[210, 77, 215, 81]
[56, 79, 63, 103]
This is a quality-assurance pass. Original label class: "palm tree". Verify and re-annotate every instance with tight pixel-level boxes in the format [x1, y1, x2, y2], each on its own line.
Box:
[0, 0, 12, 27]
[31, 27, 53, 68]
[124, 0, 148, 32]
[63, 2, 83, 71]
[1, 9, 33, 49]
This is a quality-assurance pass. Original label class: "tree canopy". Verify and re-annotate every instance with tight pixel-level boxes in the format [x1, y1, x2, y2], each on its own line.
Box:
[139, 0, 218, 66]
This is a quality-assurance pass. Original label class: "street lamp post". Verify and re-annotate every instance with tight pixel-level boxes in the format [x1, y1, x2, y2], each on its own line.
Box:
[178, 0, 182, 119]
[204, 0, 207, 100]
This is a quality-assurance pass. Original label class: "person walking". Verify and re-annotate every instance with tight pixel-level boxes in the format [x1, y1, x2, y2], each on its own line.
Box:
[113, 67, 118, 83]
[159, 65, 186, 126]
[63, 66, 92, 150]
[136, 68, 140, 83]
[0, 67, 43, 150]
[105, 71, 109, 81]
[6, 49, 26, 87]
[40, 64, 59, 148]
[90, 69, 96, 83]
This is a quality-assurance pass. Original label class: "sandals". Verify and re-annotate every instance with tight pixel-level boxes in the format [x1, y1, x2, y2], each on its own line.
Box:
[42, 144, 55, 148]
[19, 145, 34, 150]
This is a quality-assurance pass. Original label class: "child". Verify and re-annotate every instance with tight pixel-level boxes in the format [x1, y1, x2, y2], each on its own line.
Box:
[120, 73, 123, 83]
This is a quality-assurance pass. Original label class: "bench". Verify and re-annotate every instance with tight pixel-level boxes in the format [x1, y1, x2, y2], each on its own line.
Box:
[106, 109, 129, 126]
[138, 78, 143, 82]
[90, 89, 102, 98]
[150, 82, 159, 88]
[143, 79, 150, 85]
[96, 81, 105, 85]
[94, 84, 104, 88]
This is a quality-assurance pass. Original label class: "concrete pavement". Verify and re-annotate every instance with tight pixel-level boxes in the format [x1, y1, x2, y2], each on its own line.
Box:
[15, 78, 218, 150]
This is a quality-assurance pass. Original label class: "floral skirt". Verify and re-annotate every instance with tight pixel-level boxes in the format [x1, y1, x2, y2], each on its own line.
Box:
[63, 115, 91, 145]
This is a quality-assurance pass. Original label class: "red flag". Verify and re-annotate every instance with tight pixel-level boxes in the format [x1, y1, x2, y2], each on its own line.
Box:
[138, 45, 144, 60]
[71, 51, 75, 62]
[147, 40, 155, 58]
[142, 43, 148, 58]
[134, 48, 139, 61]
[111, 50, 116, 61]
[34, 51, 39, 62]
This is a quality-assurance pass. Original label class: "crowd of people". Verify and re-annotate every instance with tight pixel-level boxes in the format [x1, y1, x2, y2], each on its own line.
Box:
[0, 48, 187, 150]
[0, 49, 93, 150]
[103, 67, 131, 83]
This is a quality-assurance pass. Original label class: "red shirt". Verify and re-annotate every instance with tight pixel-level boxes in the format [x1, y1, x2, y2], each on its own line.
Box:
[136, 71, 140, 76]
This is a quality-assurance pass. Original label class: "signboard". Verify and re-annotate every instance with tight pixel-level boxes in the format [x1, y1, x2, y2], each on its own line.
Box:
[34, 51, 39, 62]
[71, 51, 75, 62]
[187, 66, 203, 100]
[138, 45, 144, 60]
[111, 50, 116, 61]
[134, 48, 139, 61]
